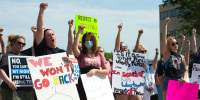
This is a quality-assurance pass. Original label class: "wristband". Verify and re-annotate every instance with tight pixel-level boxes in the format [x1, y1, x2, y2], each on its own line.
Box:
[0, 34, 3, 36]
[156, 53, 159, 55]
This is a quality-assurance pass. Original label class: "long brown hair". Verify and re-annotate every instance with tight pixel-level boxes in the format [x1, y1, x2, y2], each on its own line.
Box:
[82, 32, 99, 56]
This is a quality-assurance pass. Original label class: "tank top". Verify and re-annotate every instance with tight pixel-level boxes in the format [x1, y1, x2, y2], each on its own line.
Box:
[164, 51, 185, 78]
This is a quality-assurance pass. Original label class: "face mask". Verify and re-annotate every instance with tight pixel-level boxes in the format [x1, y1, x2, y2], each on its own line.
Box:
[84, 41, 93, 49]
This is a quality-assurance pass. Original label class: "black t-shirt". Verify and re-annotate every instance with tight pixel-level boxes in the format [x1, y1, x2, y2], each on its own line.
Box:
[21, 47, 33, 56]
[0, 52, 33, 91]
[34, 38, 65, 56]
[164, 51, 185, 78]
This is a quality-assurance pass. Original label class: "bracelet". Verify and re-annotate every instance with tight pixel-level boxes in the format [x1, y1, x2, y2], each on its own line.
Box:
[156, 53, 159, 55]
[0, 34, 3, 36]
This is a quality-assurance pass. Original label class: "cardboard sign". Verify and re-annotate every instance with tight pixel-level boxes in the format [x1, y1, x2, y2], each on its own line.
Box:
[191, 63, 200, 89]
[167, 80, 199, 100]
[8, 56, 33, 87]
[112, 51, 145, 95]
[75, 15, 98, 45]
[81, 74, 114, 100]
[27, 53, 79, 100]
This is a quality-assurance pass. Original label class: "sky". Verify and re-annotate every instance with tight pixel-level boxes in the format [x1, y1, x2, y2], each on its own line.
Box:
[0, 0, 163, 60]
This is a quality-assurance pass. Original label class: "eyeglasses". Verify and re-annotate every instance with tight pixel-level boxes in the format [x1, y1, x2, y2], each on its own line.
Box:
[121, 45, 128, 49]
[140, 50, 147, 53]
[17, 41, 26, 46]
[171, 42, 178, 46]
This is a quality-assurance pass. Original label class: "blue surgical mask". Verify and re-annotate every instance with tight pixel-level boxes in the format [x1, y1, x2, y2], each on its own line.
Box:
[84, 41, 93, 49]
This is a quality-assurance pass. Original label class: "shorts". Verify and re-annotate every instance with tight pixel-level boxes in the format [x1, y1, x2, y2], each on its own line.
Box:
[162, 77, 180, 91]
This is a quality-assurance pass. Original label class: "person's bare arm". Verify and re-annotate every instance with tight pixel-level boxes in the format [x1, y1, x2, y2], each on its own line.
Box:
[36, 3, 48, 45]
[72, 25, 85, 57]
[192, 28, 197, 54]
[114, 23, 123, 51]
[178, 35, 185, 54]
[134, 29, 143, 52]
[67, 19, 74, 55]
[0, 28, 6, 55]
[161, 17, 170, 61]
[153, 48, 159, 71]
[185, 40, 190, 66]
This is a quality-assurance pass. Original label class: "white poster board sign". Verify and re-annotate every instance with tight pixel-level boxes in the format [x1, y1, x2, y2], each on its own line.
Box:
[191, 63, 200, 89]
[26, 52, 79, 100]
[112, 51, 145, 95]
[81, 74, 114, 100]
[8, 56, 33, 87]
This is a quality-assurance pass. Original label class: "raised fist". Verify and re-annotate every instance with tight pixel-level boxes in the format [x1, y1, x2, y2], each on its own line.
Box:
[182, 35, 185, 41]
[78, 25, 85, 34]
[118, 23, 123, 31]
[68, 19, 74, 27]
[40, 3, 48, 9]
[192, 28, 196, 35]
[155, 48, 159, 53]
[0, 27, 4, 34]
[165, 17, 170, 25]
[31, 26, 37, 33]
[138, 29, 143, 35]
[187, 40, 190, 46]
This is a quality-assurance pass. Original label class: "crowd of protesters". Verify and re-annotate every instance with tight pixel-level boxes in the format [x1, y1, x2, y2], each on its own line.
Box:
[0, 2, 199, 100]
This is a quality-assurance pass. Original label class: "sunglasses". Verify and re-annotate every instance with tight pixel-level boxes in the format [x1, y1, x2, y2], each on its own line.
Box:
[140, 50, 147, 53]
[171, 42, 178, 46]
[17, 41, 26, 46]
[121, 45, 128, 49]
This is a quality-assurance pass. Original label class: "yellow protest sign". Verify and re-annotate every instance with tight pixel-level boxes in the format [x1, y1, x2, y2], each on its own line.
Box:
[75, 15, 98, 45]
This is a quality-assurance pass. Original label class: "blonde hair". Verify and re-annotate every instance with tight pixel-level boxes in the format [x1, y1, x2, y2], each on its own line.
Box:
[8, 35, 25, 46]
[138, 45, 147, 52]
[167, 37, 175, 51]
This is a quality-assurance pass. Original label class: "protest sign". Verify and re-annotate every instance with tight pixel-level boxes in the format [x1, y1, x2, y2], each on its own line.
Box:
[27, 52, 79, 100]
[75, 15, 98, 45]
[112, 50, 145, 95]
[81, 74, 114, 100]
[8, 56, 33, 87]
[69, 55, 80, 84]
[167, 80, 199, 100]
[191, 63, 200, 86]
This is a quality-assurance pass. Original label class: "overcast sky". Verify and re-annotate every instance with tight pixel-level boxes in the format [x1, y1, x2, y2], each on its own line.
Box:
[0, 0, 163, 59]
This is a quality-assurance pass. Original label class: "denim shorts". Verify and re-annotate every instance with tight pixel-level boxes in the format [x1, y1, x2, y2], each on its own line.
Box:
[162, 77, 180, 91]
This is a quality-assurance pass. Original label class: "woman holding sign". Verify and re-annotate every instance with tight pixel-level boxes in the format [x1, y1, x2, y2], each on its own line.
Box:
[72, 25, 109, 100]
[0, 35, 34, 100]
[161, 17, 187, 100]
[114, 23, 142, 100]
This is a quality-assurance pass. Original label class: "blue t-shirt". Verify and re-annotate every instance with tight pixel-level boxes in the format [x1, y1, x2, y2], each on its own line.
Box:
[193, 52, 200, 64]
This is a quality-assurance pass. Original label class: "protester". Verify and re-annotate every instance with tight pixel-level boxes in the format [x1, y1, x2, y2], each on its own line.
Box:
[161, 17, 187, 100]
[192, 28, 200, 99]
[72, 25, 109, 100]
[114, 23, 142, 100]
[98, 46, 112, 83]
[34, 3, 73, 69]
[133, 29, 158, 100]
[0, 35, 34, 100]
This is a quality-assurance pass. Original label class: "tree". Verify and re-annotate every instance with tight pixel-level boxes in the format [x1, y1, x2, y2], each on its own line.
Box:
[163, 0, 200, 36]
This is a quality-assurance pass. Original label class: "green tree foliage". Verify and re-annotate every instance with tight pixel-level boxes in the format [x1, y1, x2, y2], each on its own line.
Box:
[104, 52, 113, 60]
[163, 0, 200, 36]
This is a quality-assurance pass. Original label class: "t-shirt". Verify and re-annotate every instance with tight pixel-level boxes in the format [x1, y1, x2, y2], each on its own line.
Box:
[0, 52, 32, 91]
[34, 39, 65, 56]
[77, 52, 106, 69]
[164, 51, 184, 78]
[21, 47, 33, 56]
[193, 52, 200, 64]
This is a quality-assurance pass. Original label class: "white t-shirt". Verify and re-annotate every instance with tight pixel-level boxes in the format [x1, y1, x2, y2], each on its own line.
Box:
[142, 66, 157, 100]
